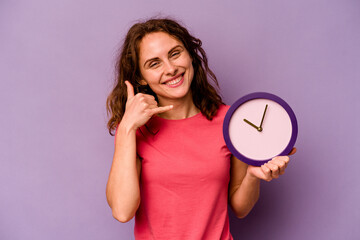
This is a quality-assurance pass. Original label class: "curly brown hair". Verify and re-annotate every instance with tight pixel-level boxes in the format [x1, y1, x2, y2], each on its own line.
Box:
[106, 18, 224, 135]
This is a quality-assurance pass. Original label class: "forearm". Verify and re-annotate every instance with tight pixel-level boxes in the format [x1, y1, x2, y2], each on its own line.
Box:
[229, 172, 260, 218]
[106, 121, 140, 222]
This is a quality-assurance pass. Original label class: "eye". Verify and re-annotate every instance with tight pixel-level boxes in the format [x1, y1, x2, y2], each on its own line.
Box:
[149, 61, 160, 68]
[170, 51, 180, 58]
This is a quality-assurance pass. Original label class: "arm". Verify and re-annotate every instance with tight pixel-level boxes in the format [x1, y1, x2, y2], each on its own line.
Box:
[228, 155, 260, 219]
[105, 81, 173, 223]
[106, 121, 141, 223]
[228, 148, 296, 218]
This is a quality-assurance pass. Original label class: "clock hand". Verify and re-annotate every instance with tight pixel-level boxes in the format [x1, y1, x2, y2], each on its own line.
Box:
[259, 104, 268, 130]
[243, 119, 261, 131]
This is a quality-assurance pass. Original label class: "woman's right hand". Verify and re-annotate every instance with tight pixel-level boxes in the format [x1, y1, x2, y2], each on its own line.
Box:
[121, 81, 173, 132]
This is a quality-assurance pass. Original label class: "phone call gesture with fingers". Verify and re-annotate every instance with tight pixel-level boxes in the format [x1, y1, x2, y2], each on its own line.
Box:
[121, 80, 173, 133]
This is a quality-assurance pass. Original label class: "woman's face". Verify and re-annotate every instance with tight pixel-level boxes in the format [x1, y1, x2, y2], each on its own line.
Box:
[138, 32, 194, 105]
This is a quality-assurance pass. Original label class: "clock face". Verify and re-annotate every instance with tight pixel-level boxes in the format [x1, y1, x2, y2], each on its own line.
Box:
[223, 92, 298, 166]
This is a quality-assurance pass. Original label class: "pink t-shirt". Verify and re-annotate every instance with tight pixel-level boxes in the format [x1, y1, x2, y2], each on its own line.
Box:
[132, 104, 233, 240]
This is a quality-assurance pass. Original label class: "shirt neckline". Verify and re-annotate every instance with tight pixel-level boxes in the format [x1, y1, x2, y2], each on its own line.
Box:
[153, 111, 203, 122]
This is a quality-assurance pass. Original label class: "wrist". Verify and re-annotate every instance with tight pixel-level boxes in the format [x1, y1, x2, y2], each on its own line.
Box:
[118, 119, 138, 135]
[245, 169, 260, 183]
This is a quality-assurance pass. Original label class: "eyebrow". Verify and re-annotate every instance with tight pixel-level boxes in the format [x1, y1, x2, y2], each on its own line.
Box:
[143, 45, 184, 68]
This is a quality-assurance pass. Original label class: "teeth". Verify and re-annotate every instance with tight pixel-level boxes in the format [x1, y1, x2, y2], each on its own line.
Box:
[165, 75, 182, 85]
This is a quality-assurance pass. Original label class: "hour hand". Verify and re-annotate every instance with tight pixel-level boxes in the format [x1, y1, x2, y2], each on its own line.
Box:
[243, 119, 261, 131]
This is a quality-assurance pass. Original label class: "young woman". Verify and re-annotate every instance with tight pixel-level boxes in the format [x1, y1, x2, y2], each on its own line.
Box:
[106, 18, 296, 239]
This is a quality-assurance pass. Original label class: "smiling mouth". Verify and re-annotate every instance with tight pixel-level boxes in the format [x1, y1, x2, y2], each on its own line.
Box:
[162, 73, 184, 85]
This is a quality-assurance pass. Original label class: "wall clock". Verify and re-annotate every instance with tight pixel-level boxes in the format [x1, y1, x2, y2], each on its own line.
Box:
[223, 92, 298, 166]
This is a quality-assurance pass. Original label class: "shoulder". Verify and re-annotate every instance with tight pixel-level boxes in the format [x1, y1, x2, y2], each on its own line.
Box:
[212, 104, 230, 120]
[219, 104, 230, 113]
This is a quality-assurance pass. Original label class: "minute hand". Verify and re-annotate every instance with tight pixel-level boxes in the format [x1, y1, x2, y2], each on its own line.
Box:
[259, 104, 268, 129]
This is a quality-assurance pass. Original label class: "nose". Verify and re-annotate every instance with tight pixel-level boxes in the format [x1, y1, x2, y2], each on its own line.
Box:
[163, 60, 177, 76]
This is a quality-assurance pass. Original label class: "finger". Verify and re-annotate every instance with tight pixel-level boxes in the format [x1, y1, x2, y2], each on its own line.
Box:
[288, 147, 297, 155]
[143, 98, 160, 110]
[271, 157, 287, 175]
[136, 93, 157, 107]
[261, 164, 272, 182]
[149, 105, 174, 115]
[266, 162, 280, 179]
[125, 81, 134, 99]
[147, 102, 159, 109]
[143, 95, 157, 104]
[139, 94, 156, 103]
[282, 155, 290, 168]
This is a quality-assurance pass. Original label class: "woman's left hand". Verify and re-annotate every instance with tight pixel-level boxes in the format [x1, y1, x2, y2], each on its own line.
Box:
[246, 148, 297, 182]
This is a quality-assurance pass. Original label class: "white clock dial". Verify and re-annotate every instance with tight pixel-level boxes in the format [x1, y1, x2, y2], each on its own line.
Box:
[228, 98, 292, 161]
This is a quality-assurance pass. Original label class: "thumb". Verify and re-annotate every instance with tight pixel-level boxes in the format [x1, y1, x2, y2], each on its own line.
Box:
[124, 80, 134, 99]
[288, 147, 297, 155]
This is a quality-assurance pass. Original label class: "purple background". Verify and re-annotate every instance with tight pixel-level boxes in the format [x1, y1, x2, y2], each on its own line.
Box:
[1, 0, 359, 239]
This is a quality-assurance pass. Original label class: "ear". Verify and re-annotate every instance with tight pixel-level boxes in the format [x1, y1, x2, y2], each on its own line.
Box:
[138, 79, 148, 86]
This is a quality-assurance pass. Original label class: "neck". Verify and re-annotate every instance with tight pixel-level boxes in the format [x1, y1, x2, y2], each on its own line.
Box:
[157, 93, 200, 120]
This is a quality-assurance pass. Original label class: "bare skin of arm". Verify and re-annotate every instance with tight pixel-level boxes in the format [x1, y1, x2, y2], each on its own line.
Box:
[229, 148, 296, 218]
[106, 123, 142, 223]
[106, 81, 173, 222]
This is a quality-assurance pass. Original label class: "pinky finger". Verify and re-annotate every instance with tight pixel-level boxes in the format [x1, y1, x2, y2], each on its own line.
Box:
[261, 164, 272, 182]
[150, 105, 174, 115]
